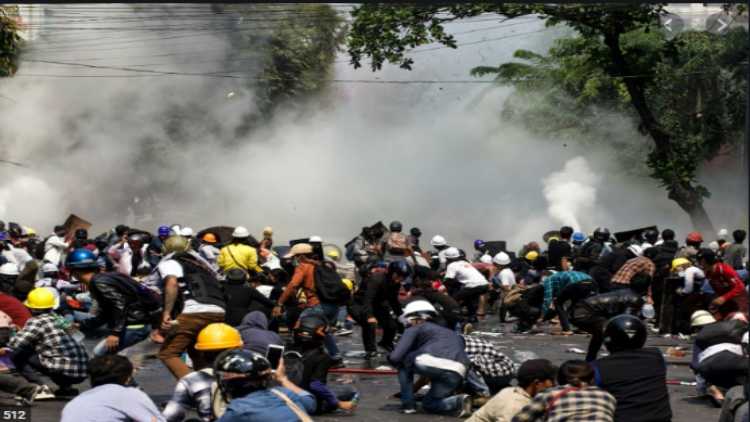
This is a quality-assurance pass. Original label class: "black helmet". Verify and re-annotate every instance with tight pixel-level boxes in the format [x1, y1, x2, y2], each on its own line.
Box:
[214, 349, 272, 399]
[389, 221, 403, 232]
[388, 260, 411, 278]
[410, 227, 421, 237]
[593, 227, 610, 242]
[603, 314, 647, 353]
[75, 228, 88, 240]
[643, 229, 659, 244]
[294, 315, 327, 346]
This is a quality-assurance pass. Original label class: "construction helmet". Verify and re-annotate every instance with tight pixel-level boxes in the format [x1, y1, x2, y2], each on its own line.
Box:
[0, 263, 19, 277]
[671, 258, 691, 272]
[593, 228, 611, 242]
[164, 236, 190, 254]
[430, 235, 447, 247]
[525, 251, 539, 262]
[400, 300, 437, 324]
[479, 254, 493, 264]
[603, 315, 647, 353]
[444, 247, 461, 260]
[66, 248, 99, 270]
[41, 262, 59, 274]
[22, 227, 36, 237]
[572, 232, 587, 244]
[473, 239, 485, 250]
[389, 221, 403, 232]
[643, 229, 659, 244]
[232, 226, 250, 238]
[202, 233, 218, 244]
[717, 228, 729, 240]
[181, 227, 194, 237]
[157, 225, 171, 237]
[493, 252, 511, 266]
[690, 310, 716, 328]
[24, 287, 58, 310]
[326, 249, 341, 261]
[195, 323, 243, 351]
[686, 232, 703, 243]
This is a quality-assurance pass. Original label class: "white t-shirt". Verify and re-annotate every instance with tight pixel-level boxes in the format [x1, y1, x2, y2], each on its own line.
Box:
[498, 268, 517, 288]
[44, 235, 68, 266]
[679, 266, 705, 295]
[445, 261, 489, 289]
[157, 259, 224, 315]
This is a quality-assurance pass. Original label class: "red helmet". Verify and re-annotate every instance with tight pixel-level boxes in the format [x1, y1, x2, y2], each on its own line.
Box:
[686, 232, 703, 243]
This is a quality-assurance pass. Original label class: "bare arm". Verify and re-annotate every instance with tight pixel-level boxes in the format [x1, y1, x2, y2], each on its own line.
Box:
[162, 276, 179, 320]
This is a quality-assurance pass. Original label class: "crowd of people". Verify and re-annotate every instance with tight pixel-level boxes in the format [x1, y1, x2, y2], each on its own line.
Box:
[0, 218, 746, 421]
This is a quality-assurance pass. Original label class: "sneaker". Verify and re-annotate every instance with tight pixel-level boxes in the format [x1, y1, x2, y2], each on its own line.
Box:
[32, 385, 55, 401]
[457, 394, 473, 418]
[334, 328, 353, 336]
[401, 408, 417, 414]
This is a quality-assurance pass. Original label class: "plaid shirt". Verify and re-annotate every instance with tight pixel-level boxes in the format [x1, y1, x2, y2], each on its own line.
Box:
[542, 271, 592, 316]
[610, 256, 655, 285]
[462, 335, 518, 378]
[8, 313, 88, 378]
[511, 385, 616, 422]
[162, 368, 215, 422]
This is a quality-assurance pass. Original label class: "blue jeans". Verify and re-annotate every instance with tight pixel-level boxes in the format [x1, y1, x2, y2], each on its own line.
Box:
[398, 362, 464, 413]
[300, 304, 341, 359]
[93, 325, 151, 356]
[465, 368, 490, 396]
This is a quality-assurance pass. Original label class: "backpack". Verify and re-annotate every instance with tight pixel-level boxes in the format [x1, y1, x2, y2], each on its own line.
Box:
[386, 232, 408, 254]
[172, 252, 226, 310]
[314, 264, 351, 305]
[695, 319, 748, 349]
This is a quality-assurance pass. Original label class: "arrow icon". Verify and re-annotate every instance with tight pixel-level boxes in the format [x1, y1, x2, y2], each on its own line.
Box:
[717, 18, 728, 32]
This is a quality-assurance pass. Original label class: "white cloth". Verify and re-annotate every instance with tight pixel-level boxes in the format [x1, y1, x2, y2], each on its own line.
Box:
[679, 266, 705, 295]
[498, 268, 517, 288]
[698, 343, 744, 363]
[43, 235, 68, 265]
[415, 353, 467, 377]
[157, 259, 224, 315]
[7, 246, 32, 271]
[445, 261, 489, 289]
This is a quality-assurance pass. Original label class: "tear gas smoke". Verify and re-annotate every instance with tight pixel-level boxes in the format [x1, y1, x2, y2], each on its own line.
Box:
[0, 4, 745, 252]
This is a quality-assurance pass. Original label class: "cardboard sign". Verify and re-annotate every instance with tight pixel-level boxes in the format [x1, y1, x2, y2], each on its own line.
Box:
[62, 214, 92, 243]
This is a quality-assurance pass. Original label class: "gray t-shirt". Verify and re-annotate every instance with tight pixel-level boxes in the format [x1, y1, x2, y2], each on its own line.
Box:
[723, 244, 747, 270]
[61, 384, 166, 422]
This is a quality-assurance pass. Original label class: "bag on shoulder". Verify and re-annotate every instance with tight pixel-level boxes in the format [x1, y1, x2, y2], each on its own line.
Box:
[173, 252, 226, 309]
[314, 264, 351, 305]
[386, 232, 409, 254]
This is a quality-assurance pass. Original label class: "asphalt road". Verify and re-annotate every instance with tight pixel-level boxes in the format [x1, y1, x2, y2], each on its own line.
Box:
[26, 317, 722, 422]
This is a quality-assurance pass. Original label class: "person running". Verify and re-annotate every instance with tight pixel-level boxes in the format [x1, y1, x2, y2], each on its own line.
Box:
[388, 300, 473, 416]
[591, 315, 672, 422]
[61, 355, 165, 422]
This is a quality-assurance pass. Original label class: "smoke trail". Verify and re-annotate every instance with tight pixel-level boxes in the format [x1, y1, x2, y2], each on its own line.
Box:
[542, 157, 599, 232]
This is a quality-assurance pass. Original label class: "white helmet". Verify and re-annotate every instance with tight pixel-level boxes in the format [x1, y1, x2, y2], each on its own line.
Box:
[430, 235, 447, 247]
[170, 224, 182, 236]
[181, 227, 194, 237]
[479, 254, 493, 264]
[690, 310, 716, 328]
[400, 300, 437, 324]
[492, 252, 511, 266]
[708, 241, 720, 253]
[309, 236, 322, 243]
[718, 228, 729, 240]
[627, 244, 643, 257]
[232, 226, 250, 238]
[41, 263, 59, 274]
[444, 247, 461, 259]
[0, 263, 19, 276]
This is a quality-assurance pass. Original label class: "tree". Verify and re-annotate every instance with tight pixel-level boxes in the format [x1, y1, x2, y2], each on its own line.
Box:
[0, 6, 21, 77]
[346, 3, 747, 232]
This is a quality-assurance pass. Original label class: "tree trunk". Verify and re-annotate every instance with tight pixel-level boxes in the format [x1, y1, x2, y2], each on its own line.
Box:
[602, 29, 715, 233]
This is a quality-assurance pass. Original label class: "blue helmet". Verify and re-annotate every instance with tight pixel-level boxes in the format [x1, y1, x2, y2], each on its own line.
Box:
[474, 239, 485, 250]
[66, 248, 98, 270]
[157, 225, 170, 237]
[388, 260, 411, 278]
[0, 232, 6, 241]
[572, 232, 586, 243]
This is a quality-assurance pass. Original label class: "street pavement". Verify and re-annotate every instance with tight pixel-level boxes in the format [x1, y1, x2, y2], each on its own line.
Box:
[26, 316, 722, 421]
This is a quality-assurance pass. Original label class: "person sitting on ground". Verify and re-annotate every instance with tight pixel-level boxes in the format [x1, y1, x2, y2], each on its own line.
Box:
[237, 311, 283, 355]
[719, 382, 749, 422]
[591, 315, 672, 422]
[215, 349, 316, 422]
[61, 355, 165, 422]
[223, 269, 276, 326]
[511, 360, 616, 422]
[218, 226, 262, 274]
[388, 300, 473, 416]
[163, 323, 244, 422]
[467, 359, 557, 422]
[3, 288, 88, 397]
[291, 314, 358, 415]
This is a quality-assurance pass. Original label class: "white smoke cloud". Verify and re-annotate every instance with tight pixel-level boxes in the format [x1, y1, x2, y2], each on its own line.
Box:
[542, 157, 599, 232]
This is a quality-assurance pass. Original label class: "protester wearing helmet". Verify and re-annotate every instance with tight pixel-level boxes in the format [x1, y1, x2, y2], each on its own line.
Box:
[591, 315, 672, 422]
[217, 227, 262, 274]
[68, 248, 158, 357]
[698, 248, 749, 320]
[489, 252, 515, 322]
[410, 266, 463, 330]
[641, 228, 659, 251]
[213, 349, 316, 422]
[3, 287, 88, 397]
[676, 231, 704, 261]
[163, 323, 243, 422]
[197, 233, 221, 271]
[429, 235, 450, 271]
[145, 225, 171, 268]
[575, 227, 611, 272]
[348, 260, 407, 358]
[408, 227, 422, 252]
[443, 247, 490, 325]
[291, 314, 359, 414]
[389, 300, 473, 416]
[222, 269, 276, 327]
[663, 258, 709, 335]
[382, 221, 410, 263]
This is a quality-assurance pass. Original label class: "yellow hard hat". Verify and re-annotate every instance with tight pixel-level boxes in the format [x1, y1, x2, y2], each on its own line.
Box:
[671, 258, 691, 272]
[24, 288, 57, 310]
[164, 235, 190, 254]
[342, 278, 354, 291]
[327, 249, 340, 260]
[23, 226, 36, 237]
[195, 323, 243, 351]
[525, 251, 539, 262]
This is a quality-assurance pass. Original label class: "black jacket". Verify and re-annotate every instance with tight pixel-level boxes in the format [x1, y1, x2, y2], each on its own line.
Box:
[223, 280, 276, 326]
[352, 273, 402, 318]
[84, 272, 156, 335]
[572, 288, 643, 321]
[408, 289, 462, 328]
[547, 239, 572, 271]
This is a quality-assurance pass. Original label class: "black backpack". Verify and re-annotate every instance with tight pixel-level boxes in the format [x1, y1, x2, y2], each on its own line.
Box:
[172, 252, 226, 311]
[314, 263, 350, 305]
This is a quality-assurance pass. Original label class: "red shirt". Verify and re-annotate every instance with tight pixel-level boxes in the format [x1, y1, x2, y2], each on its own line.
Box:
[707, 263, 746, 303]
[0, 293, 31, 328]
